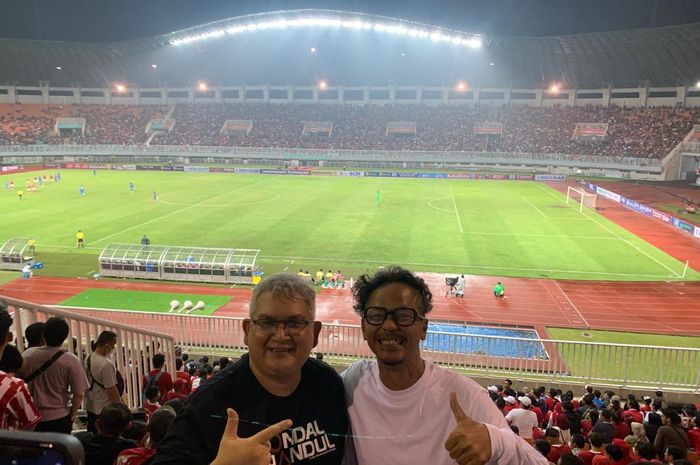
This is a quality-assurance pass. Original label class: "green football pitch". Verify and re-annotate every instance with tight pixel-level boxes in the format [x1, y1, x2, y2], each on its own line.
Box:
[2, 169, 697, 281]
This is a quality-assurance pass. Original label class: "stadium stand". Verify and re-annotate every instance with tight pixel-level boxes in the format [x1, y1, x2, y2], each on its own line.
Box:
[2, 103, 699, 159]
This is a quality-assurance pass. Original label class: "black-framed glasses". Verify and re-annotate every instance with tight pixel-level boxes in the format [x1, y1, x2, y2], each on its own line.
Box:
[362, 307, 426, 327]
[249, 318, 312, 335]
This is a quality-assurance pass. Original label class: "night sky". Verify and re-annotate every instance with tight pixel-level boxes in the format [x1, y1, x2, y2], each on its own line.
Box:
[1, 0, 700, 42]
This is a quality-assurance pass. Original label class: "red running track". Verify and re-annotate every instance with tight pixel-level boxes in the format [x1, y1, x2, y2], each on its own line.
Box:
[3, 275, 700, 336]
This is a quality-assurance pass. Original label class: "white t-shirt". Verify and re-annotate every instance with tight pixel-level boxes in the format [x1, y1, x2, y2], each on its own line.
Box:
[342, 359, 549, 465]
[84, 352, 117, 415]
[505, 407, 539, 439]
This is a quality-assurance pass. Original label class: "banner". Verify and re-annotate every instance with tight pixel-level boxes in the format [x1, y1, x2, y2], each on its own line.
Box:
[234, 168, 261, 174]
[534, 174, 566, 181]
[0, 165, 20, 172]
[335, 171, 365, 177]
[184, 166, 210, 173]
[695, 227, 700, 239]
[594, 187, 621, 203]
[260, 169, 310, 175]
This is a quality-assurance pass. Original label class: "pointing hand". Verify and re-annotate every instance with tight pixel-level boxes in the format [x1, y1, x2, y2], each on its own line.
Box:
[211, 408, 292, 465]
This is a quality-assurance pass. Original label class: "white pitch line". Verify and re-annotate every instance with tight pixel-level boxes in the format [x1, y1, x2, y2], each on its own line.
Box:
[258, 254, 674, 279]
[553, 280, 590, 328]
[449, 186, 464, 233]
[91, 178, 273, 245]
[522, 196, 547, 218]
[461, 232, 619, 240]
[534, 183, 683, 278]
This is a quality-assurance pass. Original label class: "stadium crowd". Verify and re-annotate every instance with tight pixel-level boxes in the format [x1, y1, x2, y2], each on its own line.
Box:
[1, 103, 699, 158]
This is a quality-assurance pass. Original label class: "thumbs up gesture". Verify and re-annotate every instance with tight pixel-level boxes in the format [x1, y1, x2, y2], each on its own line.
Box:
[444, 392, 492, 465]
[211, 408, 293, 465]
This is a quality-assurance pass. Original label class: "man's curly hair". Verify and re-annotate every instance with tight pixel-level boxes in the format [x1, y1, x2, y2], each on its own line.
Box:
[352, 266, 433, 316]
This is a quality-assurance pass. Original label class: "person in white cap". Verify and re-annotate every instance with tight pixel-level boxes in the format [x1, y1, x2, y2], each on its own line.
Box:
[503, 396, 517, 414]
[505, 396, 539, 443]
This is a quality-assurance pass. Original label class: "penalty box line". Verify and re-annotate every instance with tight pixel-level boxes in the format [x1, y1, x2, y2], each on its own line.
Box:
[534, 183, 683, 278]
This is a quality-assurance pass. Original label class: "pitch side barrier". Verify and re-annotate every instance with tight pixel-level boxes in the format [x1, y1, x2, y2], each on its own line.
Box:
[36, 161, 571, 183]
[581, 181, 700, 240]
[48, 305, 700, 392]
[0, 296, 177, 409]
[0, 144, 663, 176]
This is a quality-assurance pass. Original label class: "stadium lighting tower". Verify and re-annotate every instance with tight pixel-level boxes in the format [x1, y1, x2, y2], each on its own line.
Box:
[455, 81, 467, 92]
[198, 81, 209, 91]
[318, 80, 328, 90]
[548, 83, 560, 94]
[113, 83, 127, 93]
[310, 47, 317, 53]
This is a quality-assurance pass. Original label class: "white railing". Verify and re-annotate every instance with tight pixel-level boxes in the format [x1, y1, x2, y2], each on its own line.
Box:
[0, 144, 662, 170]
[1, 297, 176, 409]
[55, 306, 700, 392]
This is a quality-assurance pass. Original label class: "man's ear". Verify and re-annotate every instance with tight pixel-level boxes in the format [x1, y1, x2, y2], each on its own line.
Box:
[312, 321, 322, 348]
[242, 319, 251, 347]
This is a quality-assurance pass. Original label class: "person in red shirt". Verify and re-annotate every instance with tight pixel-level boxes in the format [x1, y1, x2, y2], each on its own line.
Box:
[174, 359, 191, 394]
[164, 379, 188, 402]
[545, 427, 572, 463]
[640, 396, 653, 414]
[688, 415, 700, 452]
[579, 432, 606, 465]
[612, 411, 631, 440]
[623, 400, 644, 425]
[142, 353, 173, 403]
[142, 386, 160, 423]
[632, 442, 662, 463]
[0, 309, 41, 430]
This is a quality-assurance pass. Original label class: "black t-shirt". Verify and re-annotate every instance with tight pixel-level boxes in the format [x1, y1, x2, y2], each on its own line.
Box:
[153, 354, 348, 465]
[74, 432, 136, 465]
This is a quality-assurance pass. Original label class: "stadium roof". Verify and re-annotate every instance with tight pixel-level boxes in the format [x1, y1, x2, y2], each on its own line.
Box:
[1, 9, 699, 89]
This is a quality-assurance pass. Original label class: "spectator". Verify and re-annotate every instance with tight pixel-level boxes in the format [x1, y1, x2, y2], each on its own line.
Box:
[142, 353, 173, 404]
[75, 402, 136, 465]
[632, 442, 659, 463]
[600, 443, 624, 465]
[142, 386, 160, 423]
[506, 395, 540, 442]
[559, 455, 584, 465]
[341, 266, 548, 465]
[592, 409, 617, 444]
[123, 419, 148, 447]
[0, 344, 23, 374]
[115, 406, 177, 465]
[0, 308, 40, 430]
[164, 379, 188, 402]
[174, 358, 191, 393]
[17, 316, 89, 434]
[546, 427, 573, 464]
[152, 273, 348, 465]
[534, 439, 552, 462]
[85, 330, 122, 433]
[687, 414, 700, 452]
[613, 411, 631, 440]
[663, 445, 685, 464]
[24, 322, 45, 348]
[579, 432, 606, 465]
[569, 434, 585, 456]
[654, 409, 688, 460]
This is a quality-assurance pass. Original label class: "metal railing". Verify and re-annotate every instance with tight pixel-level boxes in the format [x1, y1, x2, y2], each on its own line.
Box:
[54, 305, 700, 392]
[0, 144, 662, 170]
[1, 296, 177, 409]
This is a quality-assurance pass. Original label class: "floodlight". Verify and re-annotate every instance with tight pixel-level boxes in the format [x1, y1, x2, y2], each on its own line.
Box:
[696, 81, 700, 88]
[113, 83, 127, 93]
[456, 81, 467, 92]
[151, 64, 157, 69]
[55, 66, 62, 70]
[490, 62, 495, 66]
[549, 84, 560, 94]
[310, 47, 317, 53]
[466, 37, 483, 49]
[197, 81, 209, 91]
[319, 80, 328, 90]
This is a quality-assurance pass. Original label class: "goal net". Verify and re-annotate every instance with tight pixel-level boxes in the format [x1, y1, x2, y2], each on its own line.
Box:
[566, 186, 597, 212]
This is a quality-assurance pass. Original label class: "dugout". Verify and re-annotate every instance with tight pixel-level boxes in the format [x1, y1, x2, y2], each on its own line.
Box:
[98, 243, 260, 284]
[0, 238, 33, 271]
[99, 243, 168, 279]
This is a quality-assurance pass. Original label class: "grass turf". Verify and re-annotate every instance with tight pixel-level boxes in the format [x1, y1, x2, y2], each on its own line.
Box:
[3, 169, 698, 282]
[0, 271, 19, 285]
[58, 289, 230, 315]
[545, 327, 700, 386]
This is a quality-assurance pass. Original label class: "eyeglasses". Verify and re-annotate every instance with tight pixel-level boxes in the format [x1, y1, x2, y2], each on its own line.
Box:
[249, 317, 312, 335]
[362, 307, 426, 327]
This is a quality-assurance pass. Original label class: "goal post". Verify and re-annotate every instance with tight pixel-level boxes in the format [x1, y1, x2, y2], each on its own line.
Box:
[566, 186, 597, 212]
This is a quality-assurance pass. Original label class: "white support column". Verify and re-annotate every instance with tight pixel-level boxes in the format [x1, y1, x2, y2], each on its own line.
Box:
[263, 85, 269, 103]
[338, 85, 345, 104]
[214, 86, 222, 103]
[8, 86, 17, 104]
[534, 89, 543, 107]
[389, 84, 396, 104]
[639, 87, 648, 107]
[602, 88, 611, 107]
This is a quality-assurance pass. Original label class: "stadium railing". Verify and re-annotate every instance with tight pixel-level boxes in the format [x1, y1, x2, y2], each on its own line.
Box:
[0, 144, 662, 171]
[52, 306, 700, 392]
[1, 296, 177, 409]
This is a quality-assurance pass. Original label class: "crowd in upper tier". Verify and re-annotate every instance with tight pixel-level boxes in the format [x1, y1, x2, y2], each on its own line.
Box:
[1, 103, 699, 159]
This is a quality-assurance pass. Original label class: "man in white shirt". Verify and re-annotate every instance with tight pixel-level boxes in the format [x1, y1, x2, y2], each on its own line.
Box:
[505, 396, 539, 442]
[342, 266, 548, 465]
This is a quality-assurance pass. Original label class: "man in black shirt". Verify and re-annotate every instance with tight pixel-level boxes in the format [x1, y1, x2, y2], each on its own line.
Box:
[75, 402, 136, 465]
[153, 274, 348, 465]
